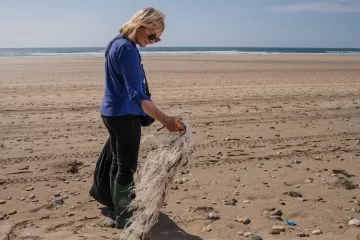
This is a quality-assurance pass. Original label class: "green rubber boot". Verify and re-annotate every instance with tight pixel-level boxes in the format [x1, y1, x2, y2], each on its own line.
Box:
[103, 174, 117, 228]
[109, 174, 116, 220]
[113, 182, 134, 229]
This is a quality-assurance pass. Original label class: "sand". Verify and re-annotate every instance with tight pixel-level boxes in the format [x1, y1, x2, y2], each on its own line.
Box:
[0, 55, 360, 240]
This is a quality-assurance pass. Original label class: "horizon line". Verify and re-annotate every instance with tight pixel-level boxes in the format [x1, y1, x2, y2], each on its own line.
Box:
[1, 46, 360, 49]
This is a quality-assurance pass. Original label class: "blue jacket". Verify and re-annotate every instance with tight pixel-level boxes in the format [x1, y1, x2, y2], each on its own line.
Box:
[100, 34, 151, 117]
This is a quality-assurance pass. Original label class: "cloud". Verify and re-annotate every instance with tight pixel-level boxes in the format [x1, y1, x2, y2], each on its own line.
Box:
[269, 1, 360, 13]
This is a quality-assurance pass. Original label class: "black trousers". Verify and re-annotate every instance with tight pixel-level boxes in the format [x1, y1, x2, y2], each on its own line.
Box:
[101, 115, 141, 185]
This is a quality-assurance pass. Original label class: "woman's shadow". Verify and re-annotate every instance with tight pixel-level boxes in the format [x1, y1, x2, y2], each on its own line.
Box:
[146, 212, 203, 240]
[101, 207, 203, 239]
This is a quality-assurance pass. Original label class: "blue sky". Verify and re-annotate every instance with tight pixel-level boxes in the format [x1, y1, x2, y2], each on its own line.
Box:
[0, 0, 359, 48]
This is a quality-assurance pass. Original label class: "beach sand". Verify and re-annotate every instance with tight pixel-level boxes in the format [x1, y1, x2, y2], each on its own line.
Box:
[0, 55, 360, 240]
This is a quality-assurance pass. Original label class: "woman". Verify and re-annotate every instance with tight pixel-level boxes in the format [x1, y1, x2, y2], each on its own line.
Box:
[100, 7, 184, 229]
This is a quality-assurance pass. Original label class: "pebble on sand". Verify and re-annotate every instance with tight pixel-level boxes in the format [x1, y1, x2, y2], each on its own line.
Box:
[51, 198, 64, 206]
[0, 200, 6, 204]
[8, 209, 17, 215]
[283, 191, 303, 198]
[171, 186, 179, 190]
[66, 212, 75, 217]
[296, 232, 309, 237]
[305, 178, 313, 183]
[202, 225, 212, 232]
[243, 218, 251, 225]
[262, 208, 283, 219]
[244, 232, 253, 237]
[208, 212, 220, 220]
[269, 229, 280, 235]
[248, 235, 262, 240]
[19, 165, 29, 170]
[349, 219, 360, 227]
[312, 230, 323, 235]
[25, 186, 34, 191]
[54, 192, 61, 197]
[272, 225, 285, 232]
[103, 219, 116, 228]
[270, 209, 283, 216]
[222, 199, 237, 205]
[234, 217, 243, 223]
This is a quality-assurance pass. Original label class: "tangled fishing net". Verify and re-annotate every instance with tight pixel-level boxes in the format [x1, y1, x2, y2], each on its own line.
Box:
[120, 119, 193, 240]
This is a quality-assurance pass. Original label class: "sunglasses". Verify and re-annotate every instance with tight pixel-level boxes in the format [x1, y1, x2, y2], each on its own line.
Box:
[147, 28, 161, 43]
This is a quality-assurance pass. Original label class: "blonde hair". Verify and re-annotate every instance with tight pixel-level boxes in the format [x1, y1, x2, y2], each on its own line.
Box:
[120, 7, 165, 41]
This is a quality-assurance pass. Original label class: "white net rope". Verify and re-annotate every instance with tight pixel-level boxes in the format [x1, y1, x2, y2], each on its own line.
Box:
[120, 119, 193, 240]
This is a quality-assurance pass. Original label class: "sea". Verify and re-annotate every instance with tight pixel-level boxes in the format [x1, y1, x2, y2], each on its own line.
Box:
[0, 47, 360, 57]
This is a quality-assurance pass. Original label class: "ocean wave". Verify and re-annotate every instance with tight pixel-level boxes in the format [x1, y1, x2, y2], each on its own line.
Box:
[28, 52, 105, 57]
[139, 50, 240, 56]
[0, 50, 105, 57]
[325, 51, 360, 55]
[139, 51, 290, 56]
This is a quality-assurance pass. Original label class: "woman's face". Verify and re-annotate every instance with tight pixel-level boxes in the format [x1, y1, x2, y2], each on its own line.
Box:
[134, 27, 162, 47]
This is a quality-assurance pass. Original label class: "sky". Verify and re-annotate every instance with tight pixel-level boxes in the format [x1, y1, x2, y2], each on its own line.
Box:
[0, 0, 359, 48]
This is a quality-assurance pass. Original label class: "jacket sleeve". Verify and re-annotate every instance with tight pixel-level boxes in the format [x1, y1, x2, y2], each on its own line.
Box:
[118, 44, 151, 109]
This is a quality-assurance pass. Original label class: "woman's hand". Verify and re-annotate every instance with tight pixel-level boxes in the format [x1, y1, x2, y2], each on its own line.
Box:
[164, 116, 184, 132]
[141, 100, 184, 132]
